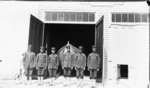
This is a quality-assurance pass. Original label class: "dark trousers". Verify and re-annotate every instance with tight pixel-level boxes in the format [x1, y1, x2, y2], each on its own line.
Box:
[76, 68, 84, 79]
[48, 69, 57, 78]
[25, 67, 33, 80]
[89, 69, 97, 79]
[38, 67, 45, 77]
[63, 67, 71, 77]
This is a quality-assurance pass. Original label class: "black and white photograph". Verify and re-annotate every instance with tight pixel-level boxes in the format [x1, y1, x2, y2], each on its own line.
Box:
[0, 0, 149, 88]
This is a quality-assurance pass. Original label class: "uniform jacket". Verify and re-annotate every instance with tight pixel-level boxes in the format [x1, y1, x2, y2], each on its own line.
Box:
[47, 54, 59, 69]
[61, 52, 74, 69]
[36, 53, 48, 69]
[87, 52, 100, 69]
[74, 53, 86, 69]
[23, 52, 36, 69]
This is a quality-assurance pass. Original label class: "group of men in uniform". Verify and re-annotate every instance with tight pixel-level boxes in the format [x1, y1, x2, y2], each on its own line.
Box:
[22, 44, 101, 81]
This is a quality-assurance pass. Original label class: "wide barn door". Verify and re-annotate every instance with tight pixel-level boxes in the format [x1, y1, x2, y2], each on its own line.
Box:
[28, 15, 44, 54]
[95, 16, 103, 82]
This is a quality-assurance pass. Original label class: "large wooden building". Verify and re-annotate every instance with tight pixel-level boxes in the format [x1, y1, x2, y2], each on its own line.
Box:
[0, 1, 149, 88]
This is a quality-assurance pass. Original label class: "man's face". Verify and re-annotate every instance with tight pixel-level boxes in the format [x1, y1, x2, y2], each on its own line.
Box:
[40, 48, 44, 53]
[92, 47, 96, 52]
[51, 50, 55, 53]
[79, 48, 82, 53]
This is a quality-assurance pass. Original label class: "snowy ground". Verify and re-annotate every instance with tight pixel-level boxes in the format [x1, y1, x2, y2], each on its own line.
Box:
[0, 76, 103, 88]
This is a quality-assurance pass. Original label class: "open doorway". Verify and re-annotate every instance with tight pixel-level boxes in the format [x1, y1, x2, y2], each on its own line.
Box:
[44, 23, 95, 76]
[28, 15, 103, 81]
[44, 23, 95, 56]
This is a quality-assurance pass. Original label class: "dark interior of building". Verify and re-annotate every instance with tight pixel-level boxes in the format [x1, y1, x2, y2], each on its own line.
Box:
[44, 23, 95, 76]
[44, 23, 95, 56]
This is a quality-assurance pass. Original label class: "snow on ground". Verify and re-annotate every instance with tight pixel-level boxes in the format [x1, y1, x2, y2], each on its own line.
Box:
[0, 76, 103, 88]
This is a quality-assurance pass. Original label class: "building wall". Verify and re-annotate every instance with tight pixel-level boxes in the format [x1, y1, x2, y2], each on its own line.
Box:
[0, 2, 39, 79]
[0, 1, 148, 88]
[103, 2, 149, 88]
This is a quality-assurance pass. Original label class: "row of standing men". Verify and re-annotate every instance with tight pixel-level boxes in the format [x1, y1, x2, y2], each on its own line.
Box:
[22, 44, 101, 81]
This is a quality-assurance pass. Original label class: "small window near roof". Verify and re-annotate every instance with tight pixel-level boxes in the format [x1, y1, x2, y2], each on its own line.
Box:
[134, 13, 141, 22]
[128, 13, 134, 22]
[141, 14, 148, 22]
[117, 64, 128, 79]
[115, 13, 121, 22]
[112, 13, 116, 22]
[122, 13, 128, 22]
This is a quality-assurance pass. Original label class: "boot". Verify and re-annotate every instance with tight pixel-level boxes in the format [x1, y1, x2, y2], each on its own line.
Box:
[38, 76, 40, 80]
[29, 76, 32, 80]
[41, 77, 43, 80]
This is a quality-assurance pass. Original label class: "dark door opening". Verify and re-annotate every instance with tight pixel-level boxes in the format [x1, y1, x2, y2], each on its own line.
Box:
[44, 23, 95, 55]
[44, 23, 95, 76]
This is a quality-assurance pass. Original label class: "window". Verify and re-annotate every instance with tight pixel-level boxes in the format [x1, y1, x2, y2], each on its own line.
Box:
[45, 11, 95, 22]
[128, 13, 134, 22]
[115, 13, 121, 22]
[134, 13, 141, 22]
[141, 13, 148, 22]
[117, 64, 128, 79]
[112, 13, 116, 22]
[122, 13, 128, 22]
[112, 12, 149, 23]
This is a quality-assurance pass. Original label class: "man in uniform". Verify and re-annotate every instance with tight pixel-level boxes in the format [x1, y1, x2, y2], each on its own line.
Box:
[62, 45, 74, 77]
[47, 47, 59, 78]
[22, 44, 36, 80]
[87, 45, 100, 79]
[74, 46, 86, 79]
[36, 46, 48, 81]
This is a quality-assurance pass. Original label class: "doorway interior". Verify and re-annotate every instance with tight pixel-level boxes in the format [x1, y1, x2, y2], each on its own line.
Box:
[44, 23, 95, 76]
[28, 15, 103, 81]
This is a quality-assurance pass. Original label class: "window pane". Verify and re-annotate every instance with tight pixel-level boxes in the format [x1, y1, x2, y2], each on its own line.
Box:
[135, 13, 141, 22]
[128, 13, 134, 22]
[83, 12, 88, 22]
[45, 12, 53, 21]
[112, 13, 116, 22]
[57, 12, 64, 21]
[88, 13, 95, 22]
[52, 12, 57, 21]
[141, 13, 148, 22]
[76, 12, 81, 21]
[70, 12, 76, 21]
[122, 13, 128, 22]
[115, 13, 121, 22]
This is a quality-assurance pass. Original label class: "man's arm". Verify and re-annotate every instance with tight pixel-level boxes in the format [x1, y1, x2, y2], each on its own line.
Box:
[87, 54, 90, 70]
[35, 54, 39, 69]
[61, 54, 64, 69]
[33, 53, 36, 67]
[71, 54, 75, 69]
[83, 54, 86, 70]
[56, 55, 59, 69]
[45, 54, 48, 69]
